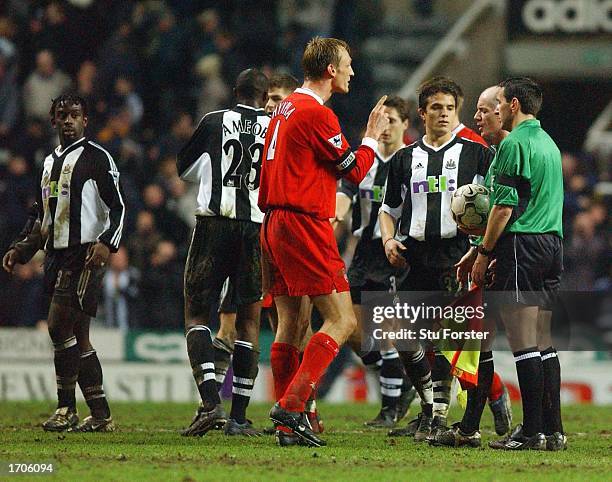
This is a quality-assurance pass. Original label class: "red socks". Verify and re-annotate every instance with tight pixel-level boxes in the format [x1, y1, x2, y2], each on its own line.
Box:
[270, 342, 300, 402]
[489, 371, 504, 401]
[280, 333, 339, 413]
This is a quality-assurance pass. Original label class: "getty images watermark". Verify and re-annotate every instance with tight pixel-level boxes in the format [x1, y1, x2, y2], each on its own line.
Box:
[371, 300, 488, 342]
[360, 290, 612, 352]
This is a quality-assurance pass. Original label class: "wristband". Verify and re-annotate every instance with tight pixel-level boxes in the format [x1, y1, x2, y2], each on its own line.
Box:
[383, 238, 394, 248]
[477, 245, 493, 257]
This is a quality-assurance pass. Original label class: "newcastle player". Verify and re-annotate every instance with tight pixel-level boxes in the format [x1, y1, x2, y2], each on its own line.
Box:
[3, 93, 125, 432]
[177, 69, 270, 437]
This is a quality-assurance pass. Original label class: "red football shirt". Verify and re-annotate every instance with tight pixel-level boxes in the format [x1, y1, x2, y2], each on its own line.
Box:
[453, 123, 489, 148]
[258, 88, 376, 219]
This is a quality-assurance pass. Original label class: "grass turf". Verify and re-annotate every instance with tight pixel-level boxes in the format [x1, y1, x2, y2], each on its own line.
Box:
[0, 402, 610, 481]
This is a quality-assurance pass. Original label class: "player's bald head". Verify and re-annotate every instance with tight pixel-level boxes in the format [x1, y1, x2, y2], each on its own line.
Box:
[479, 86, 500, 108]
[234, 68, 269, 102]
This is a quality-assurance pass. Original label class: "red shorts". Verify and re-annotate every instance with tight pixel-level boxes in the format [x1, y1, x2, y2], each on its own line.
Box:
[261, 209, 350, 297]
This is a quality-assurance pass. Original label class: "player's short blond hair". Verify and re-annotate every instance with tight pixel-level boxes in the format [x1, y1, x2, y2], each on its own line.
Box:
[302, 37, 349, 81]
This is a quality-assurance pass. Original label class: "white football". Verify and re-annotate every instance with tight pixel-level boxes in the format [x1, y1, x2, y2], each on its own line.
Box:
[450, 184, 490, 229]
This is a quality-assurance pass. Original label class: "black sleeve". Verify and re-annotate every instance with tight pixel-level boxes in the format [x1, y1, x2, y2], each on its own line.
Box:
[338, 177, 359, 199]
[8, 201, 44, 262]
[177, 115, 211, 180]
[94, 151, 126, 252]
[9, 202, 40, 249]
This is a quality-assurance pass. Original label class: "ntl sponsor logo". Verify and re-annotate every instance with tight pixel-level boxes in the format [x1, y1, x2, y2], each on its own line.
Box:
[360, 185, 385, 202]
[412, 175, 456, 194]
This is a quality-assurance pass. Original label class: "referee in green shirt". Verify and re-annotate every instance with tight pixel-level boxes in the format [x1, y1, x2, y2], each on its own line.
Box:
[470, 78, 565, 450]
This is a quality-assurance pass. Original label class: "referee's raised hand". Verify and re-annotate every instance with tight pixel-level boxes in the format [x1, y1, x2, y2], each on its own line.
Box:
[364, 95, 390, 140]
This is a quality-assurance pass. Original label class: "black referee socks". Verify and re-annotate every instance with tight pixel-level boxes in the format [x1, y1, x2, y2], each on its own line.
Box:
[514, 347, 544, 436]
[541, 347, 564, 435]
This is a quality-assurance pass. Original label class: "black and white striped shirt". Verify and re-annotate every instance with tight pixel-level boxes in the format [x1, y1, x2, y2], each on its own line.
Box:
[177, 104, 270, 223]
[338, 145, 405, 241]
[381, 135, 493, 241]
[37, 138, 125, 252]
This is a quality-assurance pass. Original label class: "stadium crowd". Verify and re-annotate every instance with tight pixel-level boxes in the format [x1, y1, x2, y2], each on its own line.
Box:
[0, 0, 609, 331]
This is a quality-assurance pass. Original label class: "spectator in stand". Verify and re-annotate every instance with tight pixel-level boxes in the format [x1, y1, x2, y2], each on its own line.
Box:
[157, 113, 194, 163]
[109, 76, 144, 126]
[190, 9, 221, 61]
[142, 183, 189, 246]
[139, 240, 184, 329]
[23, 49, 71, 122]
[96, 107, 145, 183]
[13, 119, 52, 170]
[195, 54, 230, 118]
[0, 53, 18, 145]
[564, 211, 608, 291]
[96, 21, 140, 100]
[102, 246, 140, 330]
[75, 60, 105, 133]
[127, 210, 163, 273]
[0, 155, 35, 249]
[1, 254, 46, 327]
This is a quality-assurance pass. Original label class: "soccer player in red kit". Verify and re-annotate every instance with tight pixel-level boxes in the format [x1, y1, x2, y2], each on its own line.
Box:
[258, 37, 389, 447]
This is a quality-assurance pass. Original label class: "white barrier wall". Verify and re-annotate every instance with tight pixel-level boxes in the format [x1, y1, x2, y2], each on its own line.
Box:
[1, 328, 611, 404]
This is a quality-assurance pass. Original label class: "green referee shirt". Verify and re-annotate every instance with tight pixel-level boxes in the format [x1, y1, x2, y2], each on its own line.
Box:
[484, 119, 563, 238]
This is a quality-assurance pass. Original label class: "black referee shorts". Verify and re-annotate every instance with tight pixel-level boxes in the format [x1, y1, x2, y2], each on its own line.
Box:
[44, 243, 105, 318]
[489, 233, 563, 310]
[184, 216, 261, 319]
[348, 238, 409, 304]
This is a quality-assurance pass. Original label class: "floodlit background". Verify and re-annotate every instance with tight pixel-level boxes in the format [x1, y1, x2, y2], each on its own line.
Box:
[0, 0, 610, 404]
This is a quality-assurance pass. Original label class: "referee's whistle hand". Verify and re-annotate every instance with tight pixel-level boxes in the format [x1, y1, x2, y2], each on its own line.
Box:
[385, 239, 407, 268]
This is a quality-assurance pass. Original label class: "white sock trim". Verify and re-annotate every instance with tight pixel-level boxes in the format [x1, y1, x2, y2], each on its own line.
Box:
[514, 351, 541, 362]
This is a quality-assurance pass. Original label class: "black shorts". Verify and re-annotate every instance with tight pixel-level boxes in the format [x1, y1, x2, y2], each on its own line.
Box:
[489, 233, 563, 310]
[397, 237, 467, 292]
[218, 278, 237, 314]
[44, 243, 104, 317]
[184, 216, 261, 318]
[348, 238, 409, 304]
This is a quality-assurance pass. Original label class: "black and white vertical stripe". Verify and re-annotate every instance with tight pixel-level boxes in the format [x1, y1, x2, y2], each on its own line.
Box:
[338, 146, 404, 240]
[177, 105, 270, 223]
[38, 138, 125, 251]
[381, 136, 493, 242]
